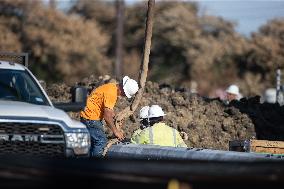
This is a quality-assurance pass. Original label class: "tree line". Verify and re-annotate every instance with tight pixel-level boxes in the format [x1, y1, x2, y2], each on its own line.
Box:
[0, 0, 283, 96]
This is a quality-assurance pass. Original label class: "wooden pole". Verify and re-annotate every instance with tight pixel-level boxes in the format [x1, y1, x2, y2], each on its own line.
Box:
[115, 0, 155, 129]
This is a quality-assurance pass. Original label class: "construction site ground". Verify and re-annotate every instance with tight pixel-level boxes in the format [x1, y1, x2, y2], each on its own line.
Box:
[47, 75, 284, 150]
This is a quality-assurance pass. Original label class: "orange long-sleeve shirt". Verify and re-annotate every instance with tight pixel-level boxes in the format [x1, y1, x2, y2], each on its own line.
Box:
[80, 83, 118, 120]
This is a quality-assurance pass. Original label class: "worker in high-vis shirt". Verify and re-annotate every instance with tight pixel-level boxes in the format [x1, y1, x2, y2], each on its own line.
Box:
[131, 106, 150, 142]
[131, 105, 187, 148]
[80, 76, 139, 157]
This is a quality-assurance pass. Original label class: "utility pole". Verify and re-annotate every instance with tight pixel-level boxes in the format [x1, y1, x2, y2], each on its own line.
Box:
[115, 0, 125, 79]
[276, 67, 283, 104]
[49, 0, 56, 9]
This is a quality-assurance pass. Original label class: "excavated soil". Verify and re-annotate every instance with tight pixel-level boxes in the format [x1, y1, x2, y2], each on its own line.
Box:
[47, 75, 284, 150]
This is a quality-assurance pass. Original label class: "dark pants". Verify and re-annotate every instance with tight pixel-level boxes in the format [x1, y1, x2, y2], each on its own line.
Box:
[80, 118, 107, 157]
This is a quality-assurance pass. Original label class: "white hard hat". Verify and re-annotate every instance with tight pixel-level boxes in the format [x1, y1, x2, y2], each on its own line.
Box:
[122, 76, 139, 98]
[148, 105, 166, 118]
[264, 88, 276, 103]
[226, 85, 239, 96]
[139, 106, 150, 120]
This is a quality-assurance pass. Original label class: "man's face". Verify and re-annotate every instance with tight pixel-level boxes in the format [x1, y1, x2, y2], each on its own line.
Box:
[118, 84, 126, 97]
[226, 92, 238, 101]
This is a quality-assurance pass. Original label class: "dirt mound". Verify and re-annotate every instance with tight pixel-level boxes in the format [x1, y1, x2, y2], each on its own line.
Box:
[231, 97, 284, 141]
[46, 75, 284, 150]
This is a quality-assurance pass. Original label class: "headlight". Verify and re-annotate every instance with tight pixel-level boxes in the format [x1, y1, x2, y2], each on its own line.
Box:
[65, 132, 90, 155]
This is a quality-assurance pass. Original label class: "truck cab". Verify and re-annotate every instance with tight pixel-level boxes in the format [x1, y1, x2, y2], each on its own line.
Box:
[0, 60, 90, 157]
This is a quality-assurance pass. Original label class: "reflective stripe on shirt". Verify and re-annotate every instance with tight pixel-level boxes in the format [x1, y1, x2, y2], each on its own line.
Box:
[149, 126, 154, 144]
[172, 128, 177, 147]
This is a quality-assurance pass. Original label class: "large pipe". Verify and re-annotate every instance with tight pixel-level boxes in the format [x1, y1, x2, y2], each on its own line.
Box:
[106, 144, 283, 162]
[0, 155, 284, 188]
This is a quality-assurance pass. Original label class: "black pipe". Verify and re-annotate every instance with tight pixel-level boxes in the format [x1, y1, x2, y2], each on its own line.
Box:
[106, 144, 284, 162]
[0, 155, 284, 189]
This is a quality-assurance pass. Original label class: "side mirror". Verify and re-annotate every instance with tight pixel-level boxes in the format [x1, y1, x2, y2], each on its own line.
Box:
[53, 86, 88, 112]
[71, 86, 88, 103]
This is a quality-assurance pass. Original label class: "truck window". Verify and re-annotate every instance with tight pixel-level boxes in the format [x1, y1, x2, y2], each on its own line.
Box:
[0, 69, 49, 106]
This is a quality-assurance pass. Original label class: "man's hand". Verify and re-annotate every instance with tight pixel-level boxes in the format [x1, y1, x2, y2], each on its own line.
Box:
[104, 108, 125, 141]
[113, 129, 125, 141]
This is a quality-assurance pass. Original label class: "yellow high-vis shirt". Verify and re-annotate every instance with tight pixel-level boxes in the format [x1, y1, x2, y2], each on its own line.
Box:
[80, 83, 117, 120]
[130, 129, 142, 143]
[131, 122, 187, 148]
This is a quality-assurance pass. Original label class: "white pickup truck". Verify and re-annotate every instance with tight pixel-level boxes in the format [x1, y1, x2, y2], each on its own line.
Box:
[0, 59, 90, 157]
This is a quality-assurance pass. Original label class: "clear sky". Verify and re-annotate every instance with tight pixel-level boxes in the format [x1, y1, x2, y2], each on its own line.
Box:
[196, 0, 284, 36]
[126, 0, 284, 36]
[56, 0, 284, 36]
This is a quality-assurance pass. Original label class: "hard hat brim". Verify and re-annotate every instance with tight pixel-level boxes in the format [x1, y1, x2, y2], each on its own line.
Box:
[124, 90, 132, 98]
[226, 90, 239, 96]
[148, 113, 166, 118]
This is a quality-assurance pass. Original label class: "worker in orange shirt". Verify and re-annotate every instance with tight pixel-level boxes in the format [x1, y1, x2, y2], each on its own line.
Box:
[80, 76, 139, 157]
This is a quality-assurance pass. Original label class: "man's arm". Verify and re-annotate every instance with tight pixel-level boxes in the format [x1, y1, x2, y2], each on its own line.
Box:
[104, 108, 125, 140]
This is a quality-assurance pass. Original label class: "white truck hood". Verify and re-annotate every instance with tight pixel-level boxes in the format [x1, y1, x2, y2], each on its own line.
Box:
[0, 101, 85, 129]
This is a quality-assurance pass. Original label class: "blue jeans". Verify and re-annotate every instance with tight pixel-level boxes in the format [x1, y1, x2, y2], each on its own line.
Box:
[81, 118, 107, 157]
